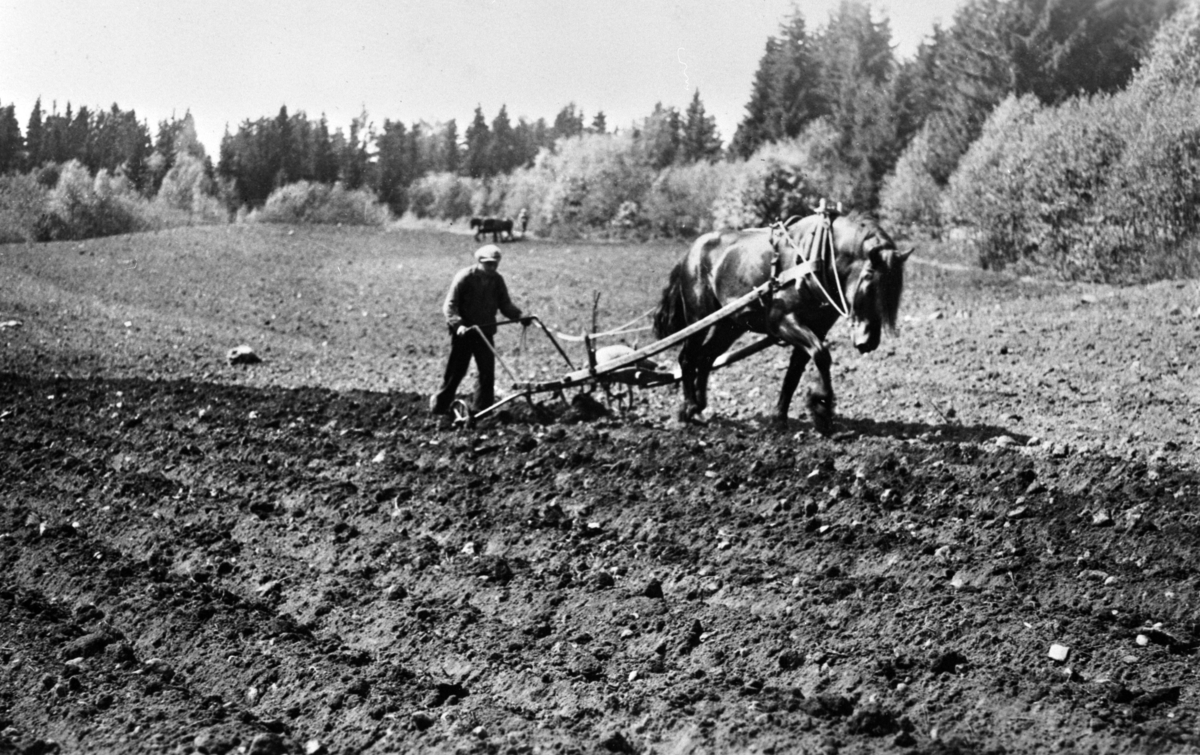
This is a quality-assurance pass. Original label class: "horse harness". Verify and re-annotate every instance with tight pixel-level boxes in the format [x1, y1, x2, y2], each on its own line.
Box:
[763, 211, 853, 333]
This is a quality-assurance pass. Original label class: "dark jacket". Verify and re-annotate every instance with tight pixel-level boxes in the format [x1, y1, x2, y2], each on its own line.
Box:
[443, 266, 522, 334]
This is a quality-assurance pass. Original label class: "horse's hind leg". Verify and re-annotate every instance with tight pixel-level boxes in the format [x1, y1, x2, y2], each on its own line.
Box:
[676, 332, 707, 423]
[678, 322, 742, 423]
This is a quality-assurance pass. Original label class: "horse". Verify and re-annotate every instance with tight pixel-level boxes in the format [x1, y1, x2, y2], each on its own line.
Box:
[470, 216, 515, 243]
[652, 209, 912, 433]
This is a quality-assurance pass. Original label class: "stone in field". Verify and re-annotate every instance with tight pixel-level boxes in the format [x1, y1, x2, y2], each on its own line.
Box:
[227, 344, 262, 365]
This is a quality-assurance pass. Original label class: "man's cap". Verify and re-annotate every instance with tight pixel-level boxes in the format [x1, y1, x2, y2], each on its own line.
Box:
[475, 245, 502, 262]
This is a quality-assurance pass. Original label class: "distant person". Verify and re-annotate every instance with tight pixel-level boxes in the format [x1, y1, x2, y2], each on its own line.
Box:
[517, 208, 529, 237]
[430, 244, 528, 416]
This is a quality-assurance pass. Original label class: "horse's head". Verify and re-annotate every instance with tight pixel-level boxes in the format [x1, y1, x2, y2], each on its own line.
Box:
[469, 217, 481, 229]
[832, 214, 912, 353]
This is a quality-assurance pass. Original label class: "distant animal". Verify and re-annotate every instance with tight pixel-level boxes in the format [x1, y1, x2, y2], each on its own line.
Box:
[470, 216, 515, 243]
[653, 210, 911, 433]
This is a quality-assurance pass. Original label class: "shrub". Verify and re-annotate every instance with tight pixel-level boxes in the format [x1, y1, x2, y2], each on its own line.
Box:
[252, 181, 391, 226]
[469, 175, 510, 219]
[37, 160, 147, 241]
[536, 132, 655, 238]
[942, 0, 1200, 281]
[1095, 89, 1200, 280]
[786, 119, 863, 208]
[500, 165, 554, 236]
[0, 173, 48, 243]
[942, 95, 1044, 269]
[711, 139, 823, 230]
[1129, 0, 1200, 100]
[879, 125, 944, 235]
[641, 161, 736, 237]
[407, 172, 474, 220]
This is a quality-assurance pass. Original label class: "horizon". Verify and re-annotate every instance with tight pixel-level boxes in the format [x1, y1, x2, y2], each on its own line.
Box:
[0, 0, 963, 159]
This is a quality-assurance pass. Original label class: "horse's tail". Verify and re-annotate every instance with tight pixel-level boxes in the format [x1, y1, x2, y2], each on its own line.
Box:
[653, 262, 690, 340]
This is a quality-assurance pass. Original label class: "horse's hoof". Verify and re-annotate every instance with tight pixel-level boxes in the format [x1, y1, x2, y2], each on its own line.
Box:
[806, 412, 835, 436]
[674, 406, 705, 426]
[806, 392, 835, 436]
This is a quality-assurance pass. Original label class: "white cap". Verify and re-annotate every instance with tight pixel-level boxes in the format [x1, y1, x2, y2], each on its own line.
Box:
[475, 245, 501, 262]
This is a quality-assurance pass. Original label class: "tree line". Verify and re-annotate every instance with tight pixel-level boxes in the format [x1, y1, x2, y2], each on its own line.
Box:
[214, 90, 721, 215]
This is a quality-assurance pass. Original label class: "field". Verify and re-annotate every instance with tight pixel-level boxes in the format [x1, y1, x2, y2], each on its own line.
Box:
[2, 224, 1200, 755]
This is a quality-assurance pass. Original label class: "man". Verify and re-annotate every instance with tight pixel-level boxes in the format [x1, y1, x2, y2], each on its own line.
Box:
[517, 208, 529, 237]
[430, 244, 528, 416]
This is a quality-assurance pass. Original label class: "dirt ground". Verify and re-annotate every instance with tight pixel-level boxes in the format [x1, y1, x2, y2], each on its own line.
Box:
[3, 230, 1200, 754]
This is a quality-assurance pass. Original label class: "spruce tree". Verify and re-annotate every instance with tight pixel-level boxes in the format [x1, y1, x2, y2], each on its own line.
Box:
[314, 116, 339, 184]
[730, 11, 823, 157]
[442, 119, 460, 174]
[25, 98, 43, 170]
[681, 90, 722, 163]
[375, 119, 410, 214]
[638, 103, 682, 169]
[0, 104, 22, 174]
[551, 103, 585, 141]
[463, 106, 492, 177]
[490, 105, 520, 174]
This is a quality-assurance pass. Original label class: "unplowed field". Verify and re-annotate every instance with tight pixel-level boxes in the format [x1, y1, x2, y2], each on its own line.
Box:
[2, 225, 1200, 754]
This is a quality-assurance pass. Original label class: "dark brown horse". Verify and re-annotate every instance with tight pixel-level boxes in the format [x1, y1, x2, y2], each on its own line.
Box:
[470, 216, 515, 243]
[653, 210, 911, 432]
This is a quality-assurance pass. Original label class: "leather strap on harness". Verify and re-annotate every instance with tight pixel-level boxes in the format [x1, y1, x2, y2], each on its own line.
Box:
[767, 205, 850, 320]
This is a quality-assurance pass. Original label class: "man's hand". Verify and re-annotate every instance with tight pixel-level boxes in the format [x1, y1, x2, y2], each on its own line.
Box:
[519, 316, 534, 328]
[456, 325, 470, 337]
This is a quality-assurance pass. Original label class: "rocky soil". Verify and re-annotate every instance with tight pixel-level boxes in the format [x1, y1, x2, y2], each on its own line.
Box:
[2, 228, 1200, 754]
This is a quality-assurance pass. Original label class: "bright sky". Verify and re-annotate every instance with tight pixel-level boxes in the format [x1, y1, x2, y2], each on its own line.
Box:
[0, 0, 963, 157]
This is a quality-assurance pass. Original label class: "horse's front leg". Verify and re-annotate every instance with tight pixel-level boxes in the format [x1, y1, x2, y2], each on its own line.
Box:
[775, 346, 811, 430]
[805, 343, 835, 436]
[772, 317, 835, 435]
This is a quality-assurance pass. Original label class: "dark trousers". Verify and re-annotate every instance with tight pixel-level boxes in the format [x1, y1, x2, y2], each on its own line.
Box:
[431, 329, 496, 413]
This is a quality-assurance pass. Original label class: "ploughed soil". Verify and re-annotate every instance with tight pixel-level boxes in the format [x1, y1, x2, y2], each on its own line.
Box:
[3, 227, 1200, 755]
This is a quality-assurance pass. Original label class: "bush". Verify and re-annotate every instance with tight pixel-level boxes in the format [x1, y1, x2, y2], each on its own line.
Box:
[37, 160, 147, 241]
[1094, 89, 1200, 279]
[941, 1, 1200, 282]
[156, 154, 226, 222]
[252, 181, 391, 226]
[0, 173, 48, 243]
[500, 165, 554, 236]
[786, 119, 863, 208]
[536, 132, 655, 238]
[711, 139, 823, 230]
[407, 172, 475, 221]
[942, 95, 1045, 270]
[879, 125, 944, 235]
[641, 161, 736, 237]
[1129, 0, 1200, 100]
